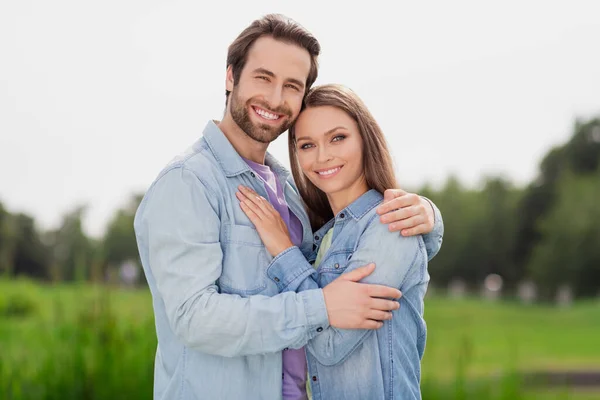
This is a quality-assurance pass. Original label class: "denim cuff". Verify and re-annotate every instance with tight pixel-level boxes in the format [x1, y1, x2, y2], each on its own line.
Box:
[299, 289, 330, 339]
[266, 246, 315, 292]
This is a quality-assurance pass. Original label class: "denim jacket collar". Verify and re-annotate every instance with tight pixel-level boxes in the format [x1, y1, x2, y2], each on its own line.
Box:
[313, 189, 383, 240]
[202, 120, 291, 180]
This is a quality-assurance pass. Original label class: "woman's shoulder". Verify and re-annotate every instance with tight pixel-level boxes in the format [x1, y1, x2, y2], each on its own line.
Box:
[360, 207, 425, 254]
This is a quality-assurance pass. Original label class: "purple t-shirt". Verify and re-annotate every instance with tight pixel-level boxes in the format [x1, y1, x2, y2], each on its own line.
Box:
[243, 158, 307, 400]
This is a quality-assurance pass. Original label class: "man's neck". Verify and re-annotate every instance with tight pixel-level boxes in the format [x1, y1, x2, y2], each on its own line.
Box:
[218, 116, 268, 164]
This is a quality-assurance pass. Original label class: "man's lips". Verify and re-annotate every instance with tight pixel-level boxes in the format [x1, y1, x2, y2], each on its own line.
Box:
[314, 165, 343, 179]
[251, 105, 285, 123]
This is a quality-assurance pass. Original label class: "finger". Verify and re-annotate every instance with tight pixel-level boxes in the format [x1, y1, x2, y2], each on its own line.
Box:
[236, 188, 258, 206]
[366, 310, 393, 321]
[382, 188, 407, 203]
[379, 206, 417, 224]
[401, 225, 429, 237]
[369, 298, 401, 311]
[239, 201, 262, 225]
[366, 284, 402, 299]
[238, 194, 266, 220]
[239, 186, 273, 216]
[239, 185, 264, 201]
[237, 189, 267, 215]
[361, 320, 384, 330]
[376, 194, 419, 215]
[340, 263, 375, 282]
[387, 215, 425, 232]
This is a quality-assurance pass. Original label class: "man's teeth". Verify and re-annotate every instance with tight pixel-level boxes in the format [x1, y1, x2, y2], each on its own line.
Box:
[318, 167, 340, 176]
[255, 108, 280, 120]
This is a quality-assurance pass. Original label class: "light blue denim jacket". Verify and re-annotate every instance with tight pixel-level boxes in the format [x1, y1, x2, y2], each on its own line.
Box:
[134, 121, 443, 400]
[268, 189, 431, 399]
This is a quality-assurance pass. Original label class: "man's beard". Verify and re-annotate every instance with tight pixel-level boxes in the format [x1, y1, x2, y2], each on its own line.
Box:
[229, 88, 294, 144]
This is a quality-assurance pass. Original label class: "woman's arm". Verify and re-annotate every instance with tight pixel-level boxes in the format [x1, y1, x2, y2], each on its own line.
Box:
[237, 185, 427, 365]
[275, 219, 427, 365]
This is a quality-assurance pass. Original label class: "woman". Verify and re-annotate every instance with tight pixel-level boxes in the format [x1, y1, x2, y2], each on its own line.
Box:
[236, 84, 430, 400]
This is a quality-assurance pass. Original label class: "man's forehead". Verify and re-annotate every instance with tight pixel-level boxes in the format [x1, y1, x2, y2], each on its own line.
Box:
[244, 36, 311, 81]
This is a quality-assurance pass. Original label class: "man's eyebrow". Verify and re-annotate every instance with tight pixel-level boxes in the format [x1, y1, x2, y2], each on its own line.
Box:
[252, 68, 275, 77]
[252, 68, 305, 90]
[286, 78, 305, 90]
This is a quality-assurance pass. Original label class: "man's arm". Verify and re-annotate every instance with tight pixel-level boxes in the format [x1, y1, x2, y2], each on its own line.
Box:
[135, 167, 328, 357]
[135, 167, 401, 357]
[268, 219, 426, 366]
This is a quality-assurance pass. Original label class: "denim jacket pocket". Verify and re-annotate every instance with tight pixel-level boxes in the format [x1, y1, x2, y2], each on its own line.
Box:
[218, 224, 269, 296]
[318, 250, 353, 286]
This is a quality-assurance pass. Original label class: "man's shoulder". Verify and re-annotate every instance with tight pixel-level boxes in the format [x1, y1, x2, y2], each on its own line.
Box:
[153, 137, 224, 188]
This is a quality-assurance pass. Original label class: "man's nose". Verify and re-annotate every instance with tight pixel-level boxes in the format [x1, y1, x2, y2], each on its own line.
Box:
[265, 85, 284, 109]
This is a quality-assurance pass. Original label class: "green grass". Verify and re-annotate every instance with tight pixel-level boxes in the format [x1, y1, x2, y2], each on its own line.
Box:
[422, 296, 600, 379]
[1, 278, 599, 399]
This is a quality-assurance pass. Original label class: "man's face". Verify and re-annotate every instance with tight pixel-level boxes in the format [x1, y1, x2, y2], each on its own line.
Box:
[227, 36, 311, 143]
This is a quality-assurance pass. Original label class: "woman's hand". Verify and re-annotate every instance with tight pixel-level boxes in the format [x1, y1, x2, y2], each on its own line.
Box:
[236, 185, 294, 257]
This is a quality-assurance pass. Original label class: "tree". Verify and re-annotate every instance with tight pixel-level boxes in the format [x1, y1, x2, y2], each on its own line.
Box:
[46, 205, 94, 281]
[527, 168, 600, 298]
[101, 194, 144, 279]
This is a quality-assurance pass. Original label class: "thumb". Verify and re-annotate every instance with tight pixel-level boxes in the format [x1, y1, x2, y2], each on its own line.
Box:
[383, 188, 406, 203]
[340, 263, 375, 282]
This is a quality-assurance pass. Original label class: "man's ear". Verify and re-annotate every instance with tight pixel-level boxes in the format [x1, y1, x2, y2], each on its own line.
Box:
[226, 66, 234, 92]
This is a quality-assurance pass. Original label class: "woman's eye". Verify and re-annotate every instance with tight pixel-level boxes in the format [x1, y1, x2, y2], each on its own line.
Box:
[299, 143, 314, 150]
[332, 135, 346, 142]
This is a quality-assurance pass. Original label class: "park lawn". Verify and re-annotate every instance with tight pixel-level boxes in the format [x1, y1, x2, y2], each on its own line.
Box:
[1, 279, 599, 399]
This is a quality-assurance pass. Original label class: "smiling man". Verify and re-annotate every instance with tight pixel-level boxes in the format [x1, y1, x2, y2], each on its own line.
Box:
[134, 14, 443, 400]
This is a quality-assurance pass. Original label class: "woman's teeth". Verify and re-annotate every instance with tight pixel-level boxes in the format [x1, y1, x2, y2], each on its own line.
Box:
[318, 167, 341, 176]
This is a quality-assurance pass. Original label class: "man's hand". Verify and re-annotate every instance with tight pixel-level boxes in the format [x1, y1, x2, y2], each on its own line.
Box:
[376, 189, 435, 236]
[323, 264, 402, 330]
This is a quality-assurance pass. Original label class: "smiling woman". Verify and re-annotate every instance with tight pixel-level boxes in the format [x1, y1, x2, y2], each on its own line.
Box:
[289, 84, 399, 229]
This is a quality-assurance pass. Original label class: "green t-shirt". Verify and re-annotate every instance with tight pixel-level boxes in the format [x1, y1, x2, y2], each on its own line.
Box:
[313, 228, 334, 269]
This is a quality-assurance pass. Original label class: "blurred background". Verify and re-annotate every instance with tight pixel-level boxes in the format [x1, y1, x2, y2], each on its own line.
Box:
[1, 1, 599, 399]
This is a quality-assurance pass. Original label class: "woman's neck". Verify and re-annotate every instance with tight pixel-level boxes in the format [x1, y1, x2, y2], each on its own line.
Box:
[326, 177, 369, 217]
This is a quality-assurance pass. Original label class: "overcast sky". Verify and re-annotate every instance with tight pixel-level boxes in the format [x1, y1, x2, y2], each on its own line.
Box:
[1, 1, 599, 237]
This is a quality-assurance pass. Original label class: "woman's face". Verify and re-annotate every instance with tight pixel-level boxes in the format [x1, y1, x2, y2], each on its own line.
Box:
[293, 105, 366, 197]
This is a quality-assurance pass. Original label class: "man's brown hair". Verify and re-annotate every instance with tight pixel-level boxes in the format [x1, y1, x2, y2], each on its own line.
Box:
[225, 14, 321, 104]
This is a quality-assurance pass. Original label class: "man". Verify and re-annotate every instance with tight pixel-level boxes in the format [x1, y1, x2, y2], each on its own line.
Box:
[134, 14, 443, 400]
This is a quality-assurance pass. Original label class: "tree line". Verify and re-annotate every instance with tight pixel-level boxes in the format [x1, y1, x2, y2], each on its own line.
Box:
[1, 117, 599, 299]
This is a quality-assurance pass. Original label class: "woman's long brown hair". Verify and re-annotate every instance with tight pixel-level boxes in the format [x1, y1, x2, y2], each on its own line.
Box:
[289, 84, 399, 230]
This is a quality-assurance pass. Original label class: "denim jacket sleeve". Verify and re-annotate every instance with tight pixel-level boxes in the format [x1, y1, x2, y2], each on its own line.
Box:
[266, 218, 426, 366]
[135, 166, 329, 357]
[420, 196, 444, 261]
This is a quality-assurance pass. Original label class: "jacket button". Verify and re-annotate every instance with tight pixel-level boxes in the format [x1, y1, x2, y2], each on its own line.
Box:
[316, 327, 323, 332]
[314, 235, 320, 240]
[334, 263, 340, 269]
[339, 212, 345, 219]
[312, 376, 318, 382]
[274, 277, 280, 282]
[250, 172, 256, 178]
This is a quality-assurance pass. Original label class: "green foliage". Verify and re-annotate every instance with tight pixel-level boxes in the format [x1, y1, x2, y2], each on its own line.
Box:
[528, 168, 600, 298]
[1, 117, 599, 299]
[2, 280, 599, 399]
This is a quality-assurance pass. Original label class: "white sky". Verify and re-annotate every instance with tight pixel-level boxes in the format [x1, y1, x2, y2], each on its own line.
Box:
[1, 1, 599, 237]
